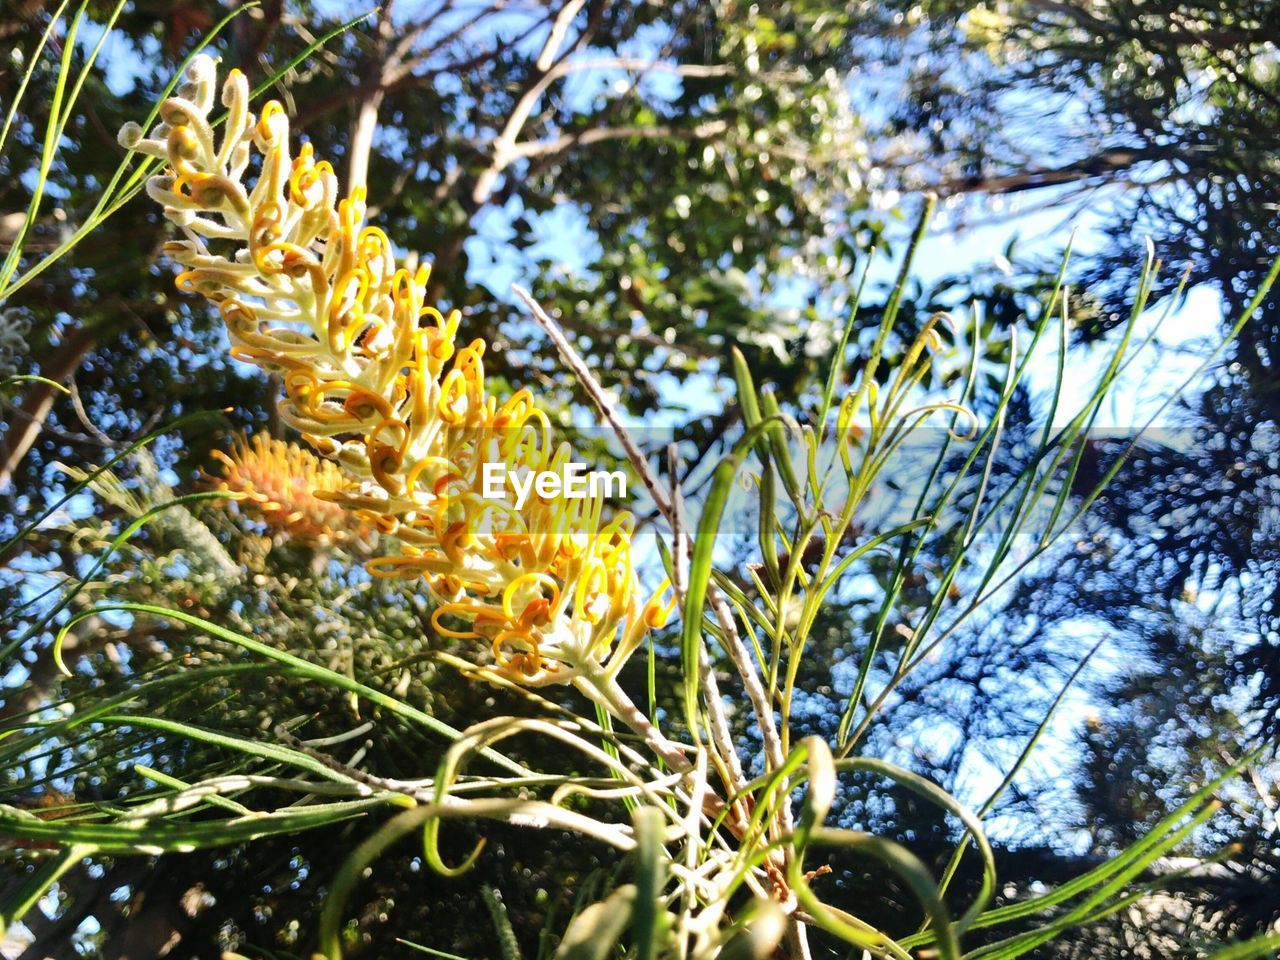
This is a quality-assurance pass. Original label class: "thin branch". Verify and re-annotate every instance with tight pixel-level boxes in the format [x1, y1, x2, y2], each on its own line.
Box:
[514, 285, 672, 517]
[510, 118, 730, 160]
[931, 147, 1153, 198]
[536, 0, 587, 72]
[471, 0, 599, 204]
[514, 286, 787, 791]
[546, 57, 806, 82]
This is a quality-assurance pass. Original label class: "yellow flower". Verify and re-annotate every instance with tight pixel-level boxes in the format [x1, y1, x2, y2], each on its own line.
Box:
[209, 432, 371, 547]
[122, 55, 671, 684]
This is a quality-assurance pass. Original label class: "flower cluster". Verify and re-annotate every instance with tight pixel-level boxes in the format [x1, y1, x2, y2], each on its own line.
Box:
[209, 432, 373, 547]
[123, 55, 671, 684]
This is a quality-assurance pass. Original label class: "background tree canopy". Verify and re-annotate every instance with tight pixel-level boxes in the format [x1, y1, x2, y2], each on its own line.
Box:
[1, 2, 1278, 958]
[871, 0, 1280, 738]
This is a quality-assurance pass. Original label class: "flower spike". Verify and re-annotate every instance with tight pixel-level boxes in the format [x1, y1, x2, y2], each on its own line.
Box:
[126, 55, 655, 685]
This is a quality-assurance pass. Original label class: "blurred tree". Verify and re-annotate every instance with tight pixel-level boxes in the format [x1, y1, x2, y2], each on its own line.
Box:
[862, 0, 1280, 729]
[852, 7, 1280, 947]
[877, 1, 1279, 319]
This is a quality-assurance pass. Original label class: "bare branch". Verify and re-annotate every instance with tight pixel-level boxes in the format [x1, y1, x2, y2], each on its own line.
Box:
[514, 284, 672, 517]
[536, 0, 588, 71]
[472, 1, 603, 204]
[548, 57, 808, 82]
[931, 147, 1152, 198]
[515, 286, 786, 796]
[511, 118, 730, 160]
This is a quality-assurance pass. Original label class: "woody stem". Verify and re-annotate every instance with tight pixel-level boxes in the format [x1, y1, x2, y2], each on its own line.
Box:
[572, 665, 692, 775]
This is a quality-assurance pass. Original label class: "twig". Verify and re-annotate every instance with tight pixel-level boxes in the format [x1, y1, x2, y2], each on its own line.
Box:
[710, 568, 788, 780]
[514, 284, 672, 516]
[510, 119, 730, 161]
[515, 285, 786, 787]
[273, 724, 433, 802]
